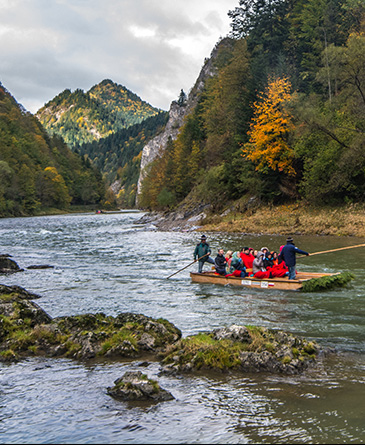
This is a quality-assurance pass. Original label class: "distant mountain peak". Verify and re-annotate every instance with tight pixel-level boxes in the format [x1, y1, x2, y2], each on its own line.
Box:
[36, 80, 161, 147]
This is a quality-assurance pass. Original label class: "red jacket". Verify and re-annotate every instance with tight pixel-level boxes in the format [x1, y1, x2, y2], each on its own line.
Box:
[240, 252, 254, 269]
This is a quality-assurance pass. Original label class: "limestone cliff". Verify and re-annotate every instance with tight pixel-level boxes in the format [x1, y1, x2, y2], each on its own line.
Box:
[136, 40, 223, 205]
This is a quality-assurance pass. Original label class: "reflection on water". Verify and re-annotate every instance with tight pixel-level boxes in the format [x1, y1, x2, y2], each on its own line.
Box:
[0, 211, 364, 444]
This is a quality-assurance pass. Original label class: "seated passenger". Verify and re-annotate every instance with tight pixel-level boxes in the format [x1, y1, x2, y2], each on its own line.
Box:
[251, 250, 271, 279]
[261, 247, 274, 269]
[226, 251, 248, 277]
[225, 250, 233, 274]
[240, 247, 254, 272]
[214, 248, 227, 275]
[264, 248, 289, 278]
[252, 250, 266, 275]
[271, 251, 279, 266]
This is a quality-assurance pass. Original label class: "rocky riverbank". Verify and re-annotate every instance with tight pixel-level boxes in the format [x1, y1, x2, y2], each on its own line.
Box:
[137, 202, 365, 237]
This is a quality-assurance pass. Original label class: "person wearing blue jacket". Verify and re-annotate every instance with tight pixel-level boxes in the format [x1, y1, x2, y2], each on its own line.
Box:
[280, 236, 310, 280]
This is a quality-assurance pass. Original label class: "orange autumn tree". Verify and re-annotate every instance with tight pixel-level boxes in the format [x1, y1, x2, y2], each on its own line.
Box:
[242, 76, 296, 176]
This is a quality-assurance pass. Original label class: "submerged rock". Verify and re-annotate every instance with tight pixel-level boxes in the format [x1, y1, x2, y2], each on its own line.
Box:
[0, 255, 23, 274]
[107, 371, 174, 403]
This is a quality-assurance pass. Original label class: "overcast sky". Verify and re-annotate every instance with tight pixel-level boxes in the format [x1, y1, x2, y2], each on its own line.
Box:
[0, 0, 238, 114]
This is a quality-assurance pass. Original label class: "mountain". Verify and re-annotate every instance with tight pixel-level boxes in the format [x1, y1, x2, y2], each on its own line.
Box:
[0, 83, 107, 217]
[36, 79, 161, 147]
[75, 110, 168, 207]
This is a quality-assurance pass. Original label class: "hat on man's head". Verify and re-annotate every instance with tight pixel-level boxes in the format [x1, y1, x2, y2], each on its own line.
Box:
[201, 235, 207, 240]
[286, 236, 294, 243]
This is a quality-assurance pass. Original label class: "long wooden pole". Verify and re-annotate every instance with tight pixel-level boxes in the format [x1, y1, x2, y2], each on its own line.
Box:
[298, 242, 365, 258]
[166, 253, 210, 279]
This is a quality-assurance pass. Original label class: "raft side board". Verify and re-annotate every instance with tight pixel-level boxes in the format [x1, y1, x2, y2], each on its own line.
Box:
[190, 271, 340, 291]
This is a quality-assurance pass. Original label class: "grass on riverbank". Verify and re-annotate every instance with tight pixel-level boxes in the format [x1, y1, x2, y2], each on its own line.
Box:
[201, 203, 365, 237]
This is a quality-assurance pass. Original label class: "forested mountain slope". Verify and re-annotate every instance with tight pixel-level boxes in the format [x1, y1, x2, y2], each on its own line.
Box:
[36, 79, 161, 147]
[138, 0, 365, 213]
[0, 84, 107, 217]
[75, 110, 168, 207]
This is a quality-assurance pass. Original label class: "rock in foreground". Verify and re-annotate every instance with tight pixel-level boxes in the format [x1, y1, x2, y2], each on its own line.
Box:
[0, 285, 322, 376]
[0, 284, 181, 362]
[160, 324, 321, 375]
[107, 371, 174, 402]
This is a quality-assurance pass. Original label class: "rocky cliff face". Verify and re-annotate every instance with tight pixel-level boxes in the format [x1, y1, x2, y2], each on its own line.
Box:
[136, 100, 187, 204]
[136, 41, 222, 205]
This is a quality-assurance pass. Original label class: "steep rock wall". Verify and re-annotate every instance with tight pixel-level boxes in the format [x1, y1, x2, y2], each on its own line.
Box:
[136, 41, 223, 205]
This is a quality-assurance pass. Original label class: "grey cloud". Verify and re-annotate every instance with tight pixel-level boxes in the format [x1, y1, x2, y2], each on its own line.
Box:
[0, 0, 236, 113]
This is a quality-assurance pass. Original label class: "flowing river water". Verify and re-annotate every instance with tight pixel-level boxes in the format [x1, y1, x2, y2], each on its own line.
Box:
[0, 211, 364, 444]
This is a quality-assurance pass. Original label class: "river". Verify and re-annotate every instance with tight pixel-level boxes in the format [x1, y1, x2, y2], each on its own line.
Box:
[0, 211, 364, 444]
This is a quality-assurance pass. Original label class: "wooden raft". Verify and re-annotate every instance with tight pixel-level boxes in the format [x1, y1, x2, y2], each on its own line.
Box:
[190, 271, 340, 291]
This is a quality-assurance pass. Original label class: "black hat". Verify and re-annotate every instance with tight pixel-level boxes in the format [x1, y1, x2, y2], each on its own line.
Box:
[286, 236, 294, 243]
[201, 235, 207, 240]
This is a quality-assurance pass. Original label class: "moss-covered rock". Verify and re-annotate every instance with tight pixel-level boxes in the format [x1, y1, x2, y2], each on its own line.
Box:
[0, 285, 322, 376]
[160, 325, 321, 375]
[107, 371, 174, 402]
[0, 286, 181, 362]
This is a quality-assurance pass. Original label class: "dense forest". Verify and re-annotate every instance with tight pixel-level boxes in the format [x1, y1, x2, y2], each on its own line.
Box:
[75, 111, 168, 207]
[36, 79, 160, 147]
[0, 84, 108, 217]
[138, 0, 365, 212]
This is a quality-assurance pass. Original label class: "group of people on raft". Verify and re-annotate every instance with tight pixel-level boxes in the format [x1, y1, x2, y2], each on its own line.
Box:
[194, 235, 310, 280]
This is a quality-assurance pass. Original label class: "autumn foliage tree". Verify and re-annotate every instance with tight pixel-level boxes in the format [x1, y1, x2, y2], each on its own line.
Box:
[242, 76, 296, 176]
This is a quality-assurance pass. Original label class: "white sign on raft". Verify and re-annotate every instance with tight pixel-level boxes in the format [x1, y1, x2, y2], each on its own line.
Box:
[241, 280, 275, 288]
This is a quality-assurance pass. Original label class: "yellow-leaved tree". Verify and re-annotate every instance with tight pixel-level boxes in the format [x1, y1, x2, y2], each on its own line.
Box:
[242, 76, 296, 176]
[39, 166, 71, 208]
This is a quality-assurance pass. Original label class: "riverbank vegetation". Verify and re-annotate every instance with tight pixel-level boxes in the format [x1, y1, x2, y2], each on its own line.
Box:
[201, 202, 365, 237]
[139, 0, 365, 216]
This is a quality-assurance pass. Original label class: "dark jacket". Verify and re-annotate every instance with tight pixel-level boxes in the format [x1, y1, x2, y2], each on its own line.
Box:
[263, 254, 273, 269]
[280, 243, 308, 267]
[214, 254, 227, 272]
[194, 242, 211, 260]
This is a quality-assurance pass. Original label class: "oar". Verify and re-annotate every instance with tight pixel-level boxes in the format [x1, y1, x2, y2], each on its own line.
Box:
[297, 242, 365, 259]
[166, 253, 210, 279]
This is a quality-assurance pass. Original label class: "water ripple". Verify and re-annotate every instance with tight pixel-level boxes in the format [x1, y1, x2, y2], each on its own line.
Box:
[0, 213, 364, 443]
